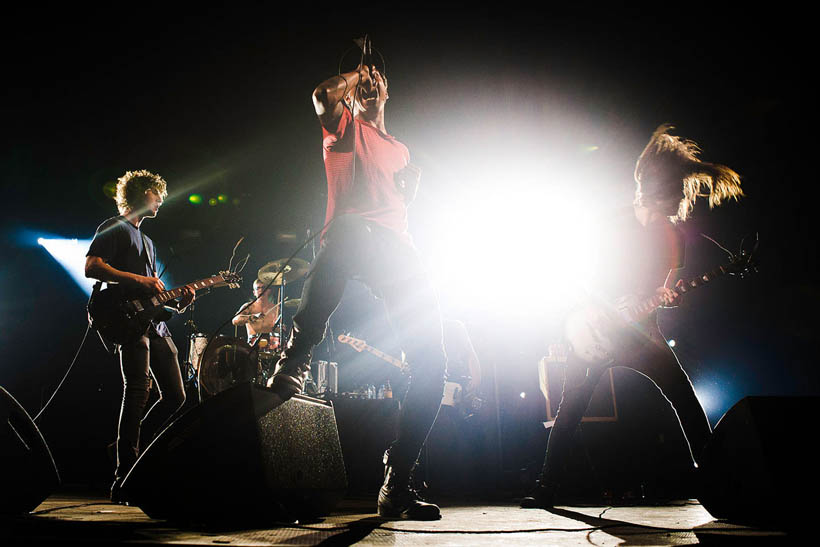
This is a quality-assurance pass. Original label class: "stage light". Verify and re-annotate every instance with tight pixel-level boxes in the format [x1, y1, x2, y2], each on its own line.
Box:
[695, 387, 715, 414]
[208, 197, 218, 206]
[217, 194, 228, 203]
[520, 392, 526, 399]
[427, 183, 601, 314]
[668, 339, 676, 347]
[38, 238, 95, 296]
[188, 194, 203, 204]
[102, 180, 117, 198]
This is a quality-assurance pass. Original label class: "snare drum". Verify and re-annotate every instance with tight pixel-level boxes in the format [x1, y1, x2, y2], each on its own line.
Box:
[249, 331, 281, 353]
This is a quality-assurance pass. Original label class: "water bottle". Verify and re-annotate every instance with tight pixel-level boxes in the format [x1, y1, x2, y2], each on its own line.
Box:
[377, 384, 385, 399]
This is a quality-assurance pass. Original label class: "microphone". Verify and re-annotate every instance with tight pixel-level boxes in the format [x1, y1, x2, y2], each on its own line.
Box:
[354, 35, 373, 68]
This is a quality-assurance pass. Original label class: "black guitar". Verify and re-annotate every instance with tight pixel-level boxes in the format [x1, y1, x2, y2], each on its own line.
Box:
[88, 272, 241, 344]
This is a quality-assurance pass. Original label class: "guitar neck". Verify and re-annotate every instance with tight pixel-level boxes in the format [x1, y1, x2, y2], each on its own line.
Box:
[628, 265, 731, 320]
[137, 275, 225, 306]
[362, 345, 404, 369]
[339, 335, 404, 369]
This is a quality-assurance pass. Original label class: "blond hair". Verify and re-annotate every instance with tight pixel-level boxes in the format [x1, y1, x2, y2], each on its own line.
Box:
[114, 170, 168, 215]
[634, 125, 743, 222]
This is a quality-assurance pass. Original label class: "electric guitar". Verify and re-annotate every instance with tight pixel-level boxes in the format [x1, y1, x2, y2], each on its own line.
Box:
[337, 333, 406, 371]
[566, 250, 757, 365]
[337, 333, 484, 412]
[88, 272, 242, 344]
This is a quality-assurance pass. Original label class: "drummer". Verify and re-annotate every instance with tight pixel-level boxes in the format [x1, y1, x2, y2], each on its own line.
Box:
[232, 278, 282, 350]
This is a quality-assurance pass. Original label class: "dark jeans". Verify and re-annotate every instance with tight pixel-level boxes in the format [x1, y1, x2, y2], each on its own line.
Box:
[115, 334, 185, 481]
[541, 320, 711, 487]
[291, 214, 447, 473]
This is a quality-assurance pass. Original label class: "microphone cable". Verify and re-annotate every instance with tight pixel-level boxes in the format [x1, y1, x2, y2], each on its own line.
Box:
[33, 322, 92, 423]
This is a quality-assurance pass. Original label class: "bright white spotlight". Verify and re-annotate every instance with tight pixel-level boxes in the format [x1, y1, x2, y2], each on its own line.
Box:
[428, 184, 600, 314]
[693, 385, 718, 415]
[668, 339, 676, 347]
[520, 392, 526, 399]
[38, 238, 95, 296]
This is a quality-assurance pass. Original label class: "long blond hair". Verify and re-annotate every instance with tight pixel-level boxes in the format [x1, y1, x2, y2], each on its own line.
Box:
[634, 125, 743, 222]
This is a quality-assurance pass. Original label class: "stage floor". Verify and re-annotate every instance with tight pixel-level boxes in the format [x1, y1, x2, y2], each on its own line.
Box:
[2, 490, 793, 545]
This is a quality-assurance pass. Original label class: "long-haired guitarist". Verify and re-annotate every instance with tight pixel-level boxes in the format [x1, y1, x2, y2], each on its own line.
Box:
[85, 169, 194, 503]
[522, 126, 743, 508]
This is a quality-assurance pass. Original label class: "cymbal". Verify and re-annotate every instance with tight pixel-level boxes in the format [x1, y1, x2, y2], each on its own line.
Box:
[284, 298, 301, 309]
[258, 258, 310, 285]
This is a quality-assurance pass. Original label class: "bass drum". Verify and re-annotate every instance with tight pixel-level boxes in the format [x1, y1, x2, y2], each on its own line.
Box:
[197, 336, 257, 401]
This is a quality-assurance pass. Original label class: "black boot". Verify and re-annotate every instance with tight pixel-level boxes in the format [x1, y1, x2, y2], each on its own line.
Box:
[377, 450, 441, 520]
[267, 328, 313, 399]
[520, 480, 556, 509]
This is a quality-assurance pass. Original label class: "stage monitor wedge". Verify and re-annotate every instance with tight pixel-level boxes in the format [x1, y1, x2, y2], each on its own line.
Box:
[0, 386, 61, 514]
[698, 396, 819, 529]
[122, 383, 347, 523]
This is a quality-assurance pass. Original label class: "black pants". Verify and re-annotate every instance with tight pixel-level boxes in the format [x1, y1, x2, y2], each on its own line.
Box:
[291, 214, 447, 472]
[115, 334, 185, 481]
[541, 320, 711, 487]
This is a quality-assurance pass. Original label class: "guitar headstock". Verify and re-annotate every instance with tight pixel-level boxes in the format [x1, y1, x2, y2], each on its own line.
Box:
[725, 251, 758, 279]
[217, 271, 243, 289]
[725, 233, 760, 279]
[337, 333, 366, 352]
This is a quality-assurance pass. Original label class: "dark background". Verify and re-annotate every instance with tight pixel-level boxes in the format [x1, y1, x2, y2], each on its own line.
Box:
[1, 6, 815, 496]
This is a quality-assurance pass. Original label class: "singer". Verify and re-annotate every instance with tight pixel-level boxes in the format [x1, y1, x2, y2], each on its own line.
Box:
[268, 40, 446, 520]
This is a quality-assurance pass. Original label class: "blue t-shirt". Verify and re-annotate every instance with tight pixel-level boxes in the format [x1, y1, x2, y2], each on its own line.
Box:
[87, 216, 170, 337]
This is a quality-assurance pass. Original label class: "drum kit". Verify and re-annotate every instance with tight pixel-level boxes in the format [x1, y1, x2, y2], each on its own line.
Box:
[189, 257, 310, 401]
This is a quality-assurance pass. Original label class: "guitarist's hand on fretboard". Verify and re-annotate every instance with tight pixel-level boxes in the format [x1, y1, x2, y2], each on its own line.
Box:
[656, 284, 682, 308]
[177, 285, 196, 310]
[135, 274, 165, 294]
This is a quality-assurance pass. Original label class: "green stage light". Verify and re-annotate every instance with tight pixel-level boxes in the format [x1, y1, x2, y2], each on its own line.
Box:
[103, 180, 117, 198]
[189, 194, 203, 204]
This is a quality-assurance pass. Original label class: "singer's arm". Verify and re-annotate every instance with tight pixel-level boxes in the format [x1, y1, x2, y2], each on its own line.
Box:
[312, 65, 369, 129]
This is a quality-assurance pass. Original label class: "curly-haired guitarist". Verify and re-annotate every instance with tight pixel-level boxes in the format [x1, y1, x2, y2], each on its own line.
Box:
[85, 170, 194, 503]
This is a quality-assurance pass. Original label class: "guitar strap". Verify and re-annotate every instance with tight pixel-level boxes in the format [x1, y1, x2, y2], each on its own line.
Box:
[140, 230, 175, 327]
[140, 231, 157, 277]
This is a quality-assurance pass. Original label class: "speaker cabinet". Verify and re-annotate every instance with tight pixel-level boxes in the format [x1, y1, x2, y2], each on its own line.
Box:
[331, 397, 399, 493]
[122, 383, 347, 522]
[698, 396, 819, 528]
[0, 386, 60, 514]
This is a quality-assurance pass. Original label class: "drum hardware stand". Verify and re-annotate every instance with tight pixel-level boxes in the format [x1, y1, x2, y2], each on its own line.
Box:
[182, 288, 211, 389]
[277, 282, 286, 350]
